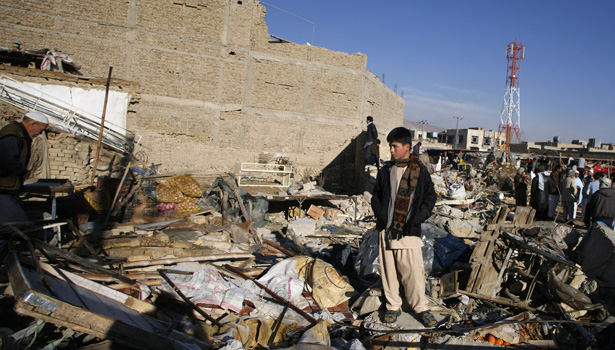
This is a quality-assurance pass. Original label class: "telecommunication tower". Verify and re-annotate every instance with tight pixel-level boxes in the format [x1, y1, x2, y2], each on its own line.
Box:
[497, 40, 524, 153]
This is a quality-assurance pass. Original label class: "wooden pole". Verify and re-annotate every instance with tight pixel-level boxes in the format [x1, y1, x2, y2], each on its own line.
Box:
[104, 161, 132, 224]
[158, 270, 222, 327]
[90, 66, 113, 186]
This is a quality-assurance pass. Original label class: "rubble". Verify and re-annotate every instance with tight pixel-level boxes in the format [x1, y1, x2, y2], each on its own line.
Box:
[1, 152, 615, 349]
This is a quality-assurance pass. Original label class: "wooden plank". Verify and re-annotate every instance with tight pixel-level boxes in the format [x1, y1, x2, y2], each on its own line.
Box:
[464, 229, 498, 292]
[15, 302, 172, 350]
[512, 206, 531, 225]
[512, 206, 535, 226]
[121, 252, 254, 268]
[494, 206, 510, 224]
[458, 290, 536, 312]
[525, 207, 536, 225]
[464, 206, 510, 293]
[8, 255, 206, 349]
[485, 222, 530, 231]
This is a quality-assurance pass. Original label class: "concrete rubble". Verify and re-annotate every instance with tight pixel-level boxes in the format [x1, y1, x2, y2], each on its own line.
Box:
[1, 152, 615, 350]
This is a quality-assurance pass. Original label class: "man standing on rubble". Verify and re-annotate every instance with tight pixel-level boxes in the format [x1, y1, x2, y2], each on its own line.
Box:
[538, 153, 550, 169]
[434, 152, 443, 173]
[0, 111, 49, 240]
[514, 168, 529, 206]
[573, 170, 583, 220]
[578, 154, 586, 178]
[486, 152, 495, 169]
[364, 116, 378, 149]
[548, 165, 564, 220]
[583, 171, 604, 219]
[584, 177, 615, 230]
[561, 169, 578, 222]
[371, 127, 437, 327]
[531, 165, 550, 220]
[365, 138, 381, 169]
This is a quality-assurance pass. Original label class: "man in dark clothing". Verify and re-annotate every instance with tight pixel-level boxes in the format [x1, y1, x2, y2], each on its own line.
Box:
[0, 111, 49, 237]
[514, 168, 529, 206]
[527, 158, 535, 174]
[531, 165, 551, 220]
[538, 153, 550, 169]
[485, 152, 495, 169]
[584, 177, 615, 230]
[365, 138, 381, 169]
[364, 116, 378, 149]
[451, 154, 460, 170]
[371, 127, 437, 327]
[548, 165, 563, 219]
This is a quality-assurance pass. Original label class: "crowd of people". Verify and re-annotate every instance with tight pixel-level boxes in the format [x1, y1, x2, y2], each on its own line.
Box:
[524, 153, 615, 230]
[428, 150, 615, 230]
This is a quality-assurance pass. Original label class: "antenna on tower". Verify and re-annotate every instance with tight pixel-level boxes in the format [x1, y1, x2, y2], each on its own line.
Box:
[497, 40, 524, 153]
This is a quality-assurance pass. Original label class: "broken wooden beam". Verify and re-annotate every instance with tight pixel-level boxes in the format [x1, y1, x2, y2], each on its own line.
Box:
[264, 240, 298, 257]
[458, 290, 537, 312]
[31, 239, 135, 285]
[121, 252, 254, 268]
[65, 219, 105, 264]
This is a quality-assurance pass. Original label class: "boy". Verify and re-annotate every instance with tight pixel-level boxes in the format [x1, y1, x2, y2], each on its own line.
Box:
[371, 127, 437, 326]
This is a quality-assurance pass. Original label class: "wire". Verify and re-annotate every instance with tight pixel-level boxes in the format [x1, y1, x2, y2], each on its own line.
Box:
[260, 1, 315, 45]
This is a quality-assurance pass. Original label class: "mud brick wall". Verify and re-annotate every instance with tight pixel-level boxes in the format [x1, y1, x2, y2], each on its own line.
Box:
[0, 0, 404, 192]
[46, 133, 92, 183]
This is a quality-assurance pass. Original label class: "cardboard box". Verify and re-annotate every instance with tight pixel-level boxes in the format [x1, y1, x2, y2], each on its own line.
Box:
[306, 204, 325, 220]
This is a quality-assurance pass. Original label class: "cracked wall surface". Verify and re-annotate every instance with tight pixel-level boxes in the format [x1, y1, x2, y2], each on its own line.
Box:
[0, 0, 404, 191]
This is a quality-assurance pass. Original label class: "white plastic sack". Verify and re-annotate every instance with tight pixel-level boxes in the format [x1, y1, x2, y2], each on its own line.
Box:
[259, 256, 354, 309]
[448, 183, 467, 200]
[161, 265, 247, 312]
[258, 257, 307, 303]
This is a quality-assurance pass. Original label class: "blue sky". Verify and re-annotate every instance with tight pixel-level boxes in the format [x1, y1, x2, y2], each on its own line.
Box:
[260, 1, 614, 144]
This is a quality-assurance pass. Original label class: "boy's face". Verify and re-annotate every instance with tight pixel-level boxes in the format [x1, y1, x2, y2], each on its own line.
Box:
[389, 141, 410, 160]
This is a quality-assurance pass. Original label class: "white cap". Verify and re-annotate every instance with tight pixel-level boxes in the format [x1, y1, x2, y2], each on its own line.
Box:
[25, 111, 49, 124]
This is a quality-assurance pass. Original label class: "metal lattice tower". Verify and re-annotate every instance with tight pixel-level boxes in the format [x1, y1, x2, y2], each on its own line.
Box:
[498, 40, 524, 153]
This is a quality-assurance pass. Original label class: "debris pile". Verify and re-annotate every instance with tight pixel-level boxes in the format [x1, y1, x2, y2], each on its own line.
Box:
[1, 153, 615, 349]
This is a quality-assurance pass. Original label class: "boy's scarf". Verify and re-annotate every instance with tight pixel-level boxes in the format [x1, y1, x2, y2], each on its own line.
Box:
[388, 154, 421, 240]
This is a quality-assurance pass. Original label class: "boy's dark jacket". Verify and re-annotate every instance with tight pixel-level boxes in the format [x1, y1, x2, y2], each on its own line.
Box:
[371, 161, 437, 238]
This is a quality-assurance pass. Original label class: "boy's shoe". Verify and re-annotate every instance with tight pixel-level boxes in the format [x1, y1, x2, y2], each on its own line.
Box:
[382, 309, 401, 323]
[417, 311, 437, 327]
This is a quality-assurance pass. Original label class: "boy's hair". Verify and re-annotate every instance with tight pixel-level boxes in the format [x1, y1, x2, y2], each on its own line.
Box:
[594, 172, 605, 180]
[386, 127, 412, 146]
[366, 116, 373, 122]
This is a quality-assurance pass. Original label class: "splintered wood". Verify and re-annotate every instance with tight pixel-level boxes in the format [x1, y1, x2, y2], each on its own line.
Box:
[461, 206, 537, 310]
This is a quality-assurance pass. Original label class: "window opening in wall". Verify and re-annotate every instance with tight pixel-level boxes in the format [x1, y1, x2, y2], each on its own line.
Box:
[484, 137, 492, 146]
[471, 136, 479, 144]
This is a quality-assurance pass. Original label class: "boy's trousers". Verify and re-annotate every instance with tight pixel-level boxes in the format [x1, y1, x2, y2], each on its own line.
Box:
[378, 230, 429, 314]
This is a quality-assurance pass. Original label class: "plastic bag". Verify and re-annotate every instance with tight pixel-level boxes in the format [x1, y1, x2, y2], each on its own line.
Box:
[448, 183, 467, 200]
[354, 228, 380, 277]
